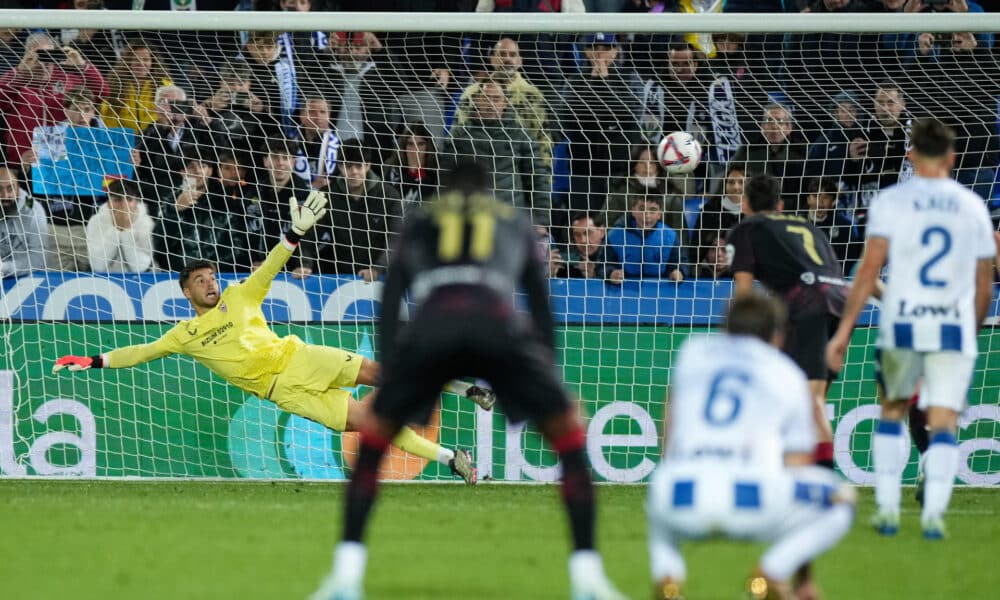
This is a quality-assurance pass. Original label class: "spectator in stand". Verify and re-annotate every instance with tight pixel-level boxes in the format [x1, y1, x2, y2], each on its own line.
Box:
[0, 28, 24, 73]
[695, 235, 731, 279]
[0, 32, 108, 167]
[240, 30, 299, 138]
[456, 37, 553, 166]
[306, 139, 403, 280]
[802, 177, 861, 273]
[556, 32, 643, 214]
[606, 145, 685, 232]
[101, 42, 173, 135]
[252, 139, 313, 270]
[805, 90, 865, 182]
[841, 80, 911, 210]
[85, 178, 154, 273]
[606, 195, 684, 282]
[202, 62, 267, 155]
[386, 123, 439, 209]
[552, 212, 616, 280]
[731, 103, 807, 207]
[136, 85, 227, 216]
[217, 151, 253, 205]
[28, 88, 130, 271]
[325, 31, 400, 164]
[61, 0, 120, 74]
[291, 95, 340, 189]
[445, 81, 550, 224]
[694, 164, 745, 257]
[155, 154, 265, 272]
[0, 167, 50, 278]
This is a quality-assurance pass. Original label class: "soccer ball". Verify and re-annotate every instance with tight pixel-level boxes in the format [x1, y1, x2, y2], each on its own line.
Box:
[657, 131, 702, 174]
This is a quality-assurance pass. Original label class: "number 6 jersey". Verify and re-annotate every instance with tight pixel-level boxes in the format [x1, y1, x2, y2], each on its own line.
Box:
[867, 175, 995, 357]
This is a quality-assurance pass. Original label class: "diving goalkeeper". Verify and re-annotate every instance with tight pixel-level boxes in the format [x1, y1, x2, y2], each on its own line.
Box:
[53, 191, 482, 483]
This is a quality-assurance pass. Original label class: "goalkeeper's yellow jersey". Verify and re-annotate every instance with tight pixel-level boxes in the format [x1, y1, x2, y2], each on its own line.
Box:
[104, 241, 305, 398]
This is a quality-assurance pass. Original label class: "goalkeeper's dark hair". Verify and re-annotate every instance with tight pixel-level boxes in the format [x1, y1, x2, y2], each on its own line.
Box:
[745, 173, 782, 213]
[910, 118, 955, 159]
[441, 160, 491, 196]
[178, 260, 217, 290]
[725, 294, 787, 343]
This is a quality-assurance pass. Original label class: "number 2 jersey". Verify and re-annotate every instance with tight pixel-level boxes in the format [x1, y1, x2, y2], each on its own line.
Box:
[868, 175, 995, 357]
[665, 334, 815, 472]
[727, 213, 848, 318]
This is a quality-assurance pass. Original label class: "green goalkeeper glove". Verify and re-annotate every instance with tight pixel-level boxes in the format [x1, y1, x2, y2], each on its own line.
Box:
[290, 190, 328, 236]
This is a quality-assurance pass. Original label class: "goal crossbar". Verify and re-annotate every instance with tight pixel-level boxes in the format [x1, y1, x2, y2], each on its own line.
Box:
[0, 9, 998, 34]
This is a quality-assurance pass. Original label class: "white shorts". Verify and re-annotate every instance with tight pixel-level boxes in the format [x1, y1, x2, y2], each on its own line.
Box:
[646, 462, 843, 544]
[875, 349, 975, 413]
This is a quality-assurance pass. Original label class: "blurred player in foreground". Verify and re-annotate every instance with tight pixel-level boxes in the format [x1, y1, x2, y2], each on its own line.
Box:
[648, 295, 855, 600]
[312, 163, 627, 600]
[727, 174, 852, 470]
[828, 118, 995, 539]
[53, 191, 486, 483]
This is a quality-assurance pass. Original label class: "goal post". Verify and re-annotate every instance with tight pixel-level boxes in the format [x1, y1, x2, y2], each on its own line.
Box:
[0, 9, 998, 484]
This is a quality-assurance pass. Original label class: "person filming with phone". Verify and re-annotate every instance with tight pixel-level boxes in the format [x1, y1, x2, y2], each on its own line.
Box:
[0, 32, 108, 167]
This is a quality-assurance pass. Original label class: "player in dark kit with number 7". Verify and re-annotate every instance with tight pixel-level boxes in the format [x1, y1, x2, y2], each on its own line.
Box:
[310, 163, 627, 600]
[726, 174, 865, 471]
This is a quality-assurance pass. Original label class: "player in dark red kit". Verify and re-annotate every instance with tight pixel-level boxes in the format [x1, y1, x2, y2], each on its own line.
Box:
[311, 163, 627, 600]
[726, 174, 858, 470]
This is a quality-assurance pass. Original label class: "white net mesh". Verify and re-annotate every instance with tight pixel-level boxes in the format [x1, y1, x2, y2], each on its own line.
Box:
[0, 10, 998, 484]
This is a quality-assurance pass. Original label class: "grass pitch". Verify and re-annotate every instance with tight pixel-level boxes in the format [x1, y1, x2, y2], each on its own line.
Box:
[0, 482, 997, 599]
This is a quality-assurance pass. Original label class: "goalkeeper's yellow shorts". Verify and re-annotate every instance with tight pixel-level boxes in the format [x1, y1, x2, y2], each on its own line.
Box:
[268, 344, 365, 432]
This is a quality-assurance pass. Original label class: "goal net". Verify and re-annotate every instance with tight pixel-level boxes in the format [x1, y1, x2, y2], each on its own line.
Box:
[0, 10, 998, 484]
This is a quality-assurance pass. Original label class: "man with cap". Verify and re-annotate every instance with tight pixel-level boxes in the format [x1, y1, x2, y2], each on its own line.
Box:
[555, 32, 644, 215]
[805, 89, 865, 184]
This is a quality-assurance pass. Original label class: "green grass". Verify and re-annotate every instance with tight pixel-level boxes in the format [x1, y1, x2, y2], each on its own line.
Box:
[0, 482, 998, 599]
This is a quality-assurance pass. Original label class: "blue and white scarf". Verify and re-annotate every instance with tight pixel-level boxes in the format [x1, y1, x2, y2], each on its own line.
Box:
[707, 76, 742, 165]
[276, 33, 299, 138]
[293, 130, 341, 184]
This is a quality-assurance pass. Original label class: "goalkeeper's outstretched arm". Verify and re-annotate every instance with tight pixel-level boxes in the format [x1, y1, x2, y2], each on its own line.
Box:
[243, 191, 329, 302]
[53, 337, 180, 372]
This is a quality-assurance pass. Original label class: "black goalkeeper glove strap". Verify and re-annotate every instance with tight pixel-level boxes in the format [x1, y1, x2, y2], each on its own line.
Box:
[89, 355, 105, 368]
[285, 230, 303, 245]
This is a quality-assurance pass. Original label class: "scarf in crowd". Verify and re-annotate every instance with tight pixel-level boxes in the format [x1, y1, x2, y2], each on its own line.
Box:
[898, 117, 913, 183]
[707, 76, 742, 165]
[293, 129, 341, 183]
[276, 33, 299, 138]
[639, 79, 665, 143]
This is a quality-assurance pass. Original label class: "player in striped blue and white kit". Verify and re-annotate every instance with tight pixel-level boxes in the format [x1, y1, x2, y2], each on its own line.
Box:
[648, 295, 855, 600]
[827, 119, 996, 539]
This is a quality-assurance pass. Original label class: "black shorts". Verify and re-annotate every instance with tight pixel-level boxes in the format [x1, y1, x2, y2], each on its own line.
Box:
[783, 312, 839, 382]
[373, 312, 570, 426]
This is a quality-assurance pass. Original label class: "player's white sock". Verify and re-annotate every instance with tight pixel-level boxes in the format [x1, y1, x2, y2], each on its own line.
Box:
[921, 431, 958, 522]
[437, 447, 455, 465]
[760, 504, 853, 581]
[330, 541, 367, 586]
[569, 549, 605, 583]
[873, 419, 906, 513]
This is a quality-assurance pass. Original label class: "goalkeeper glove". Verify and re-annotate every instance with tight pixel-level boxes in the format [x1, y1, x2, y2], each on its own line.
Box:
[53, 355, 103, 373]
[289, 190, 329, 236]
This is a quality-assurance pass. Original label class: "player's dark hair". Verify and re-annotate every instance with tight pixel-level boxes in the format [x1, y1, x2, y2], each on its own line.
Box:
[724, 294, 787, 343]
[441, 160, 491, 196]
[178, 260, 217, 290]
[910, 118, 955, 159]
[745, 174, 782, 213]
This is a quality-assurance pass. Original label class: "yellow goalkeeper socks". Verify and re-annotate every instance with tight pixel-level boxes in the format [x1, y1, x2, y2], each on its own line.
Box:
[391, 426, 454, 465]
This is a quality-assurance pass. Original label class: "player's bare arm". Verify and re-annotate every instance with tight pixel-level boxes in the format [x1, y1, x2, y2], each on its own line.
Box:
[827, 236, 888, 373]
[732, 271, 755, 297]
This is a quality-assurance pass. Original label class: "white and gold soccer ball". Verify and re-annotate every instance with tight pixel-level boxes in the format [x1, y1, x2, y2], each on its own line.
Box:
[657, 131, 702, 174]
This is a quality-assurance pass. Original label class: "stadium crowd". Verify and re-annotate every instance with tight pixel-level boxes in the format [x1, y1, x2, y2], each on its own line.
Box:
[1, 0, 999, 283]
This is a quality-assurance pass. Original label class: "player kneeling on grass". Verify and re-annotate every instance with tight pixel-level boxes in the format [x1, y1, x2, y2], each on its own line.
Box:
[53, 190, 489, 484]
[827, 118, 995, 539]
[648, 295, 855, 600]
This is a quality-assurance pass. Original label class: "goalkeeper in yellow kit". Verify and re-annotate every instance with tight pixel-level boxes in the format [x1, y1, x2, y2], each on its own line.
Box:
[53, 191, 487, 483]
